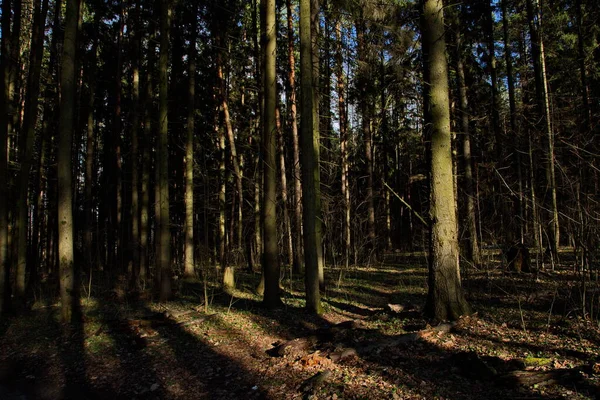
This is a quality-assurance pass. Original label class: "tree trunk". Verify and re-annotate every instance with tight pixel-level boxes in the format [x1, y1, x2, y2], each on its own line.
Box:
[130, 0, 142, 286]
[422, 0, 471, 322]
[58, 0, 81, 323]
[335, 20, 350, 269]
[157, 0, 172, 301]
[15, 0, 45, 305]
[261, 0, 281, 308]
[140, 16, 157, 287]
[454, 11, 480, 267]
[184, 7, 197, 279]
[526, 0, 559, 259]
[356, 20, 376, 257]
[287, 0, 303, 275]
[300, 0, 322, 314]
[502, 0, 524, 243]
[277, 106, 294, 269]
[0, 0, 11, 315]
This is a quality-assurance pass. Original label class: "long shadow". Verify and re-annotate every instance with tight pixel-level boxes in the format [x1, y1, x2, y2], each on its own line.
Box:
[139, 304, 270, 399]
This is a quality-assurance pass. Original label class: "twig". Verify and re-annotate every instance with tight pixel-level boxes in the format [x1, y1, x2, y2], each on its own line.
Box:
[382, 181, 428, 226]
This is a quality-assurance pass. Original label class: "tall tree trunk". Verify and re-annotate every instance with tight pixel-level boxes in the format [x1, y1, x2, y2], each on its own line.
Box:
[84, 12, 100, 278]
[335, 20, 350, 269]
[130, 0, 141, 286]
[217, 52, 242, 290]
[15, 0, 46, 305]
[356, 20, 376, 256]
[300, 0, 322, 314]
[526, 0, 559, 259]
[261, 0, 282, 308]
[454, 11, 480, 266]
[277, 106, 294, 269]
[422, 0, 470, 322]
[287, 0, 303, 274]
[58, 0, 81, 323]
[0, 0, 11, 315]
[140, 16, 157, 287]
[502, 0, 524, 243]
[157, 0, 172, 301]
[311, 0, 324, 286]
[184, 6, 197, 279]
[576, 0, 592, 133]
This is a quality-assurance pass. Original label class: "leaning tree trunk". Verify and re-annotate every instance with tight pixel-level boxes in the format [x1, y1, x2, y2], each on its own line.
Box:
[422, 0, 471, 322]
[58, 0, 80, 323]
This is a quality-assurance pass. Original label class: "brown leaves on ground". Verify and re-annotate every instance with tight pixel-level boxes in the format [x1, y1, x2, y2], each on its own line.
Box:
[1, 258, 600, 399]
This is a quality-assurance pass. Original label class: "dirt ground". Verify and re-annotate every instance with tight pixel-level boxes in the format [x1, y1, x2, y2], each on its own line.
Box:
[1, 253, 600, 399]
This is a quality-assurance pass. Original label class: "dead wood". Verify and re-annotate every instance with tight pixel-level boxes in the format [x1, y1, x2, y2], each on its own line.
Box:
[497, 368, 579, 387]
[299, 370, 331, 397]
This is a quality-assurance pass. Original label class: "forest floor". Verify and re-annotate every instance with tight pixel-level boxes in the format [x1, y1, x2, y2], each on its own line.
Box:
[1, 251, 600, 399]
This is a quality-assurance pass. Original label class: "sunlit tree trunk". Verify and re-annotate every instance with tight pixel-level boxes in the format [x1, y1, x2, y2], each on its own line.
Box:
[356, 19, 376, 256]
[58, 0, 81, 323]
[311, 0, 324, 286]
[301, 0, 322, 314]
[184, 7, 197, 279]
[261, 0, 282, 308]
[157, 0, 172, 301]
[422, 0, 471, 321]
[335, 20, 350, 269]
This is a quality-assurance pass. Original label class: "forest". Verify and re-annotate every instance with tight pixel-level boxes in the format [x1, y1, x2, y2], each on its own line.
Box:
[1, 0, 600, 398]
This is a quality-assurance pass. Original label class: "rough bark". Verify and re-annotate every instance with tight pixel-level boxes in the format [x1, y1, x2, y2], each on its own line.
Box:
[300, 0, 322, 314]
[287, 0, 303, 274]
[58, 0, 81, 323]
[0, 0, 11, 315]
[157, 0, 172, 301]
[454, 12, 480, 267]
[422, 0, 471, 322]
[184, 7, 197, 279]
[335, 21, 351, 269]
[261, 0, 281, 308]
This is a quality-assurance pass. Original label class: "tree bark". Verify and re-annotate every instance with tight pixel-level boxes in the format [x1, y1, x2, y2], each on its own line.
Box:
[301, 0, 322, 314]
[58, 0, 81, 323]
[335, 20, 350, 269]
[454, 10, 480, 267]
[157, 0, 172, 301]
[422, 0, 471, 322]
[261, 0, 282, 308]
[0, 0, 11, 315]
[184, 6, 197, 279]
[287, 0, 303, 274]
[130, 0, 142, 286]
